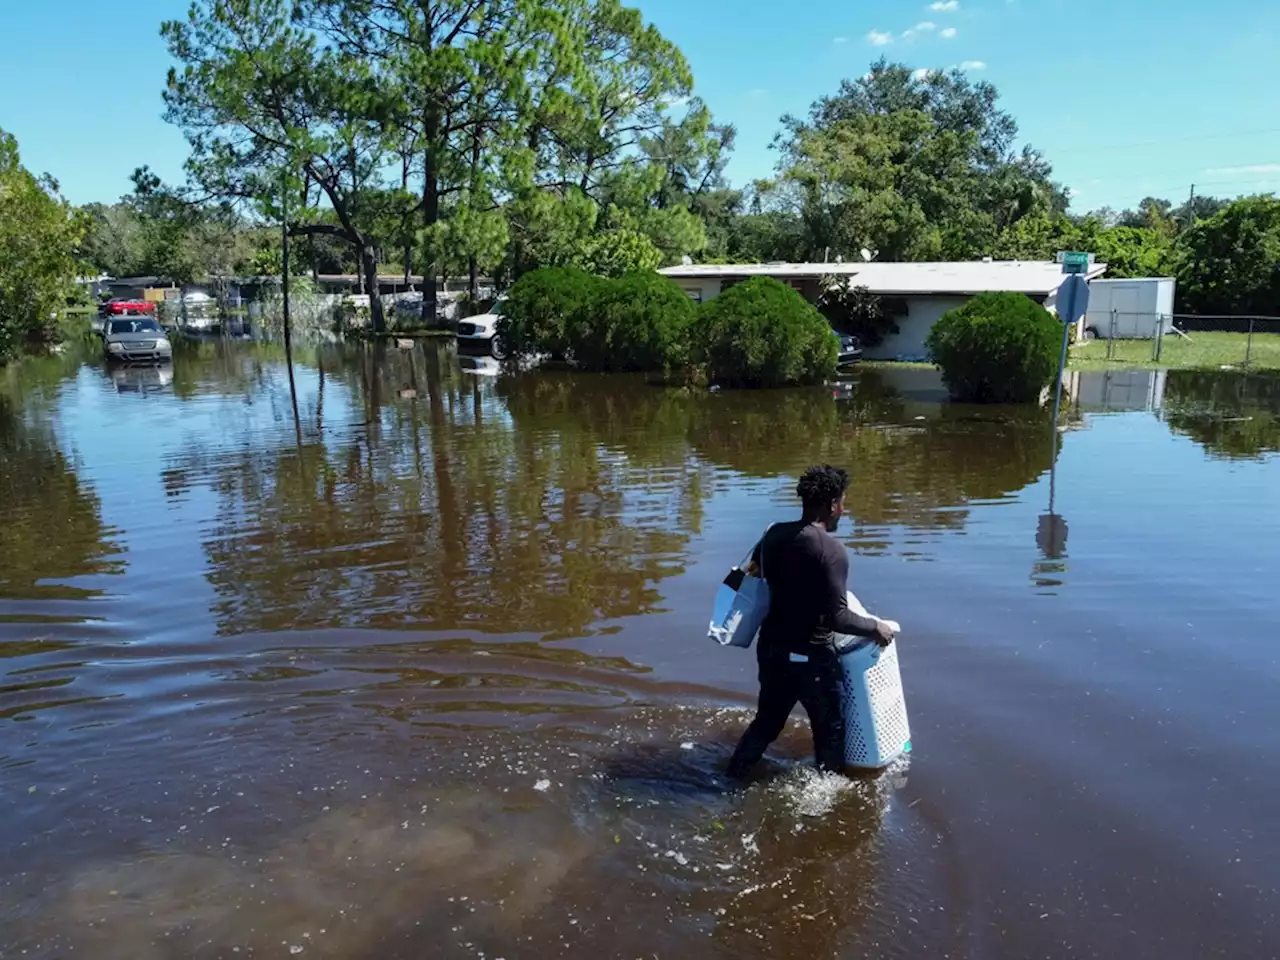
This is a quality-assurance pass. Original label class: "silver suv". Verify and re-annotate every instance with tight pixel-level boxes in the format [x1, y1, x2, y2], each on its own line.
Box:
[103, 318, 173, 363]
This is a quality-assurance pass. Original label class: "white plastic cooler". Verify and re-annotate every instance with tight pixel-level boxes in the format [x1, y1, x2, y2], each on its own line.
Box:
[836, 593, 911, 770]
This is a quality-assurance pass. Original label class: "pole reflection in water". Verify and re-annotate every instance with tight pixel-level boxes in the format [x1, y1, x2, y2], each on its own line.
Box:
[1034, 402, 1069, 589]
[281, 173, 303, 451]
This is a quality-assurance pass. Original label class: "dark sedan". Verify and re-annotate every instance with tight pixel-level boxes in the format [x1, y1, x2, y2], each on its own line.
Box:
[837, 333, 863, 365]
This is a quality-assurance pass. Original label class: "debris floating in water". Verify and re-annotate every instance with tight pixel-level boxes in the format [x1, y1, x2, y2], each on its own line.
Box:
[533, 779, 551, 792]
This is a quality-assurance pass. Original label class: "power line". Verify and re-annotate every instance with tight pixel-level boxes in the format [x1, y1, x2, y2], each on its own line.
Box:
[1059, 160, 1280, 186]
[1044, 126, 1280, 156]
[1124, 178, 1280, 198]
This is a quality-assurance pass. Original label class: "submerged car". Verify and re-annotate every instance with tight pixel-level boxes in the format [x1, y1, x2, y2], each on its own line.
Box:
[98, 298, 156, 317]
[103, 317, 173, 364]
[456, 298, 506, 358]
[836, 333, 863, 365]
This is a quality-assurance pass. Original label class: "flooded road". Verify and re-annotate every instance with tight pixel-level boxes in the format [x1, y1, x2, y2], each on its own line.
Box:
[2, 342, 1278, 959]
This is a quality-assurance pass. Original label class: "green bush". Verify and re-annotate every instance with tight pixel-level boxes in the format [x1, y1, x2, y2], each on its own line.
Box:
[689, 276, 838, 388]
[925, 291, 1061, 403]
[568, 271, 694, 372]
[497, 266, 602, 361]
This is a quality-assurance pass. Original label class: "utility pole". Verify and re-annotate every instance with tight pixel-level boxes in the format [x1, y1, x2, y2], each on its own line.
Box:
[1187, 183, 1196, 229]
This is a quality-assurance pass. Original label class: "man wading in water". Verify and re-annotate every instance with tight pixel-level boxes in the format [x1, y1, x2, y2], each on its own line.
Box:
[727, 465, 895, 777]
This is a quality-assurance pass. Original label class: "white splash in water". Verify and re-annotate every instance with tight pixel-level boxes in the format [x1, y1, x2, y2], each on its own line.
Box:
[533, 779, 551, 792]
[774, 768, 858, 819]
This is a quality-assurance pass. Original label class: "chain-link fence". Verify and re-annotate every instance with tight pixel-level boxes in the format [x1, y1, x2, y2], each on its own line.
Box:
[1173, 315, 1280, 368]
[150, 284, 495, 342]
[1081, 312, 1280, 367]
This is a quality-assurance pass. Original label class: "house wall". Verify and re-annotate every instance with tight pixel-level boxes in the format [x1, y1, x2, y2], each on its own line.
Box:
[864, 295, 971, 361]
[670, 277, 721, 304]
[663, 277, 1065, 362]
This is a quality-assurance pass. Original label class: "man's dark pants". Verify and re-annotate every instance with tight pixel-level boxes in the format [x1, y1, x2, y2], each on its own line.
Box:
[728, 652, 846, 776]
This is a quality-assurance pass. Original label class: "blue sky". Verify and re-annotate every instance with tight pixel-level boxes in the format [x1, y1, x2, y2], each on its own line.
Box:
[2, 0, 1278, 213]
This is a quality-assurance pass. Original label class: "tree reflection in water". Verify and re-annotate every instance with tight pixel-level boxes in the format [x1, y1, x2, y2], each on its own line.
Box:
[0, 377, 124, 605]
[1161, 369, 1280, 460]
[170, 343, 701, 638]
[162, 343, 1064, 638]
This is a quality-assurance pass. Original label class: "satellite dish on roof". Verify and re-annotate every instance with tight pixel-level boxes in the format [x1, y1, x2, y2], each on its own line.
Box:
[681, 255, 693, 266]
[861, 248, 875, 262]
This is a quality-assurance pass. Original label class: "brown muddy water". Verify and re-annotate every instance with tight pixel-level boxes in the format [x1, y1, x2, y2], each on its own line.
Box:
[1, 343, 1278, 959]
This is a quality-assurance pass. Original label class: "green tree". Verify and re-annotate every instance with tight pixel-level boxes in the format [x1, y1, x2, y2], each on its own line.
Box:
[811, 58, 1019, 165]
[80, 202, 144, 277]
[989, 212, 1079, 261]
[506, 188, 602, 274]
[0, 128, 85, 362]
[766, 108, 969, 261]
[510, 0, 703, 272]
[1092, 226, 1174, 279]
[715, 199, 808, 264]
[761, 61, 1065, 263]
[1117, 196, 1176, 235]
[1175, 195, 1280, 315]
[162, 0, 405, 331]
[303, 0, 548, 320]
[816, 276, 903, 346]
[577, 225, 662, 276]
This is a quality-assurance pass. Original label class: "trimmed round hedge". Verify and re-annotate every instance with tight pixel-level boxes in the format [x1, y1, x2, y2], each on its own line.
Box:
[568, 271, 694, 372]
[926, 291, 1062, 403]
[689, 277, 838, 388]
[496, 266, 603, 362]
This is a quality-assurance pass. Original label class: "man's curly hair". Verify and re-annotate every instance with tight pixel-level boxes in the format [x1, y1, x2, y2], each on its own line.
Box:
[796, 464, 850, 510]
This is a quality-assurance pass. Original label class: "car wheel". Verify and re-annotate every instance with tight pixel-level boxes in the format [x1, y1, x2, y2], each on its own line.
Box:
[490, 335, 507, 361]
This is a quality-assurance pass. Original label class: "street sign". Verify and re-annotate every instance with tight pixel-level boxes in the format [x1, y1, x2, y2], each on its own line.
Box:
[1049, 273, 1089, 438]
[1057, 274, 1090, 327]
[1056, 250, 1095, 274]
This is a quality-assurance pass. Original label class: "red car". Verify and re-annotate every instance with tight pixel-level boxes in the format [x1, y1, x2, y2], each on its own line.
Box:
[99, 299, 157, 317]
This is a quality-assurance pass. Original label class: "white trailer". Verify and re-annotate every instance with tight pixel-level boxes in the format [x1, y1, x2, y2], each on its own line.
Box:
[1081, 277, 1176, 339]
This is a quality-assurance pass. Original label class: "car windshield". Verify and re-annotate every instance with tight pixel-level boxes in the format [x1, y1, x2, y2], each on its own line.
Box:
[109, 319, 161, 334]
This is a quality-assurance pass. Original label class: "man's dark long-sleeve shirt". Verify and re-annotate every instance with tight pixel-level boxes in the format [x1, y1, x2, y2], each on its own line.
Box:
[751, 520, 880, 662]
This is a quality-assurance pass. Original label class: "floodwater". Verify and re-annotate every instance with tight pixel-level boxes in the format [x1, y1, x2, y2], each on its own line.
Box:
[1, 342, 1278, 959]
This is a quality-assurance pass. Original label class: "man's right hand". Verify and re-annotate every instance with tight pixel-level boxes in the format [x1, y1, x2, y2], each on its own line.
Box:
[874, 620, 896, 647]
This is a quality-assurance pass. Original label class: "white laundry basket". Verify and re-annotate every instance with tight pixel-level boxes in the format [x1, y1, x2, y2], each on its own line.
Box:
[835, 593, 911, 770]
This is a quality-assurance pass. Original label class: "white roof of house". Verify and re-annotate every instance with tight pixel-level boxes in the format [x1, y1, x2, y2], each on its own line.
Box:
[659, 260, 1108, 295]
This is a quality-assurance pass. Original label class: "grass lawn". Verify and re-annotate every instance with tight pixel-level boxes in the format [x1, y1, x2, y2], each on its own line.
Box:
[1069, 332, 1280, 371]
[858, 359, 938, 371]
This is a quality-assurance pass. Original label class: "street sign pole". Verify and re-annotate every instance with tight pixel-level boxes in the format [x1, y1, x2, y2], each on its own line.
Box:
[1050, 272, 1090, 448]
